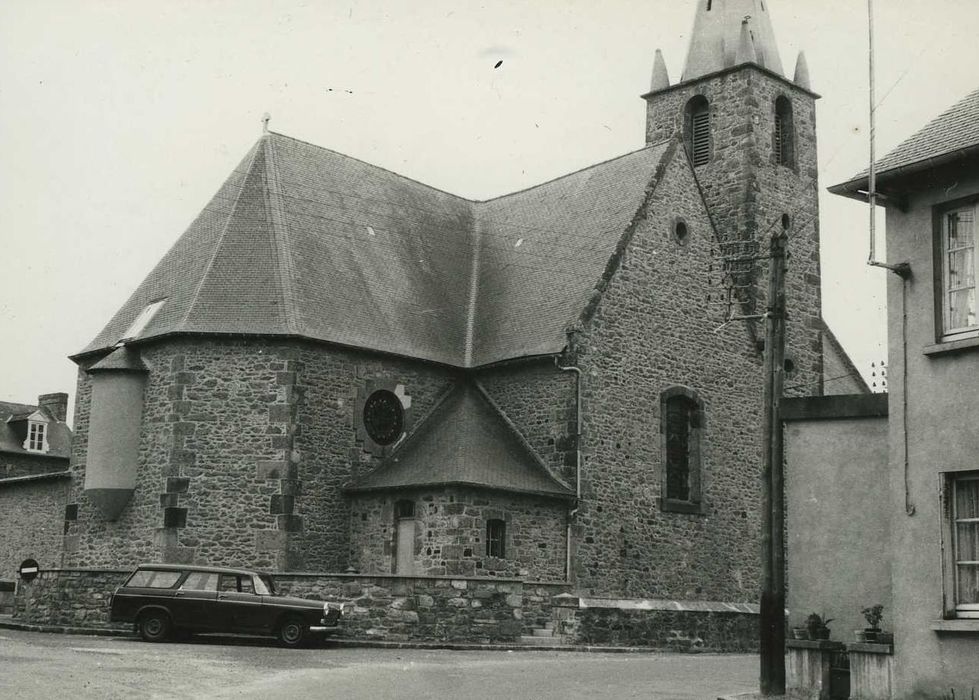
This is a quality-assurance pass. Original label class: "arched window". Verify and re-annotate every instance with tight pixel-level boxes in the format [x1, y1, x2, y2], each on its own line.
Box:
[684, 96, 711, 167]
[486, 519, 506, 558]
[774, 96, 795, 168]
[660, 387, 705, 514]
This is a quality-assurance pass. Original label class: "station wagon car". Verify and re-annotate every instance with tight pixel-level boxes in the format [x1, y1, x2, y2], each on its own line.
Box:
[109, 564, 343, 647]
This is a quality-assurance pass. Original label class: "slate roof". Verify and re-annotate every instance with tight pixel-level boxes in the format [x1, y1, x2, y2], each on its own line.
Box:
[76, 133, 674, 368]
[0, 400, 71, 460]
[831, 87, 979, 195]
[348, 382, 573, 499]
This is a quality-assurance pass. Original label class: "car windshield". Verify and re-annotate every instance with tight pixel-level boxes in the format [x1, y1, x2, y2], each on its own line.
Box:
[256, 575, 277, 596]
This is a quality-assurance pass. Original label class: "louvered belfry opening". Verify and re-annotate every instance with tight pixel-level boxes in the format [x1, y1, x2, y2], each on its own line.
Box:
[775, 95, 794, 167]
[685, 95, 711, 167]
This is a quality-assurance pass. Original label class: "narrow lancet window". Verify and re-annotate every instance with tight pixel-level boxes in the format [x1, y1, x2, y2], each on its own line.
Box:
[775, 96, 795, 168]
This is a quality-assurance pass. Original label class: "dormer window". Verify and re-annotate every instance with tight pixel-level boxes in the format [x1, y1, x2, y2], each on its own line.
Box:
[26, 420, 48, 453]
[120, 298, 167, 342]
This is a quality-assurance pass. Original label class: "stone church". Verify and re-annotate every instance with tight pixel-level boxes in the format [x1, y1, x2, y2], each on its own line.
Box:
[60, 0, 860, 604]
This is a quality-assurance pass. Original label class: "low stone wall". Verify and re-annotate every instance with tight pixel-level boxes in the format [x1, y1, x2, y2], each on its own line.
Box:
[14, 568, 131, 629]
[275, 573, 526, 642]
[12, 569, 758, 650]
[554, 596, 759, 651]
[521, 581, 572, 633]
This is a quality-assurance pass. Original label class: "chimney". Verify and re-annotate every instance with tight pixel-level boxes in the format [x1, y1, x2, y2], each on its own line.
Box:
[38, 392, 68, 422]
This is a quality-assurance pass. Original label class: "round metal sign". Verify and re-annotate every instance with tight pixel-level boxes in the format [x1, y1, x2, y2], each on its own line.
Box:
[18, 558, 39, 582]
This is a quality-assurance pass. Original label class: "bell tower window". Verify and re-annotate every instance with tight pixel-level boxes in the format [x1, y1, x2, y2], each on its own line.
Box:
[685, 96, 711, 167]
[774, 96, 795, 168]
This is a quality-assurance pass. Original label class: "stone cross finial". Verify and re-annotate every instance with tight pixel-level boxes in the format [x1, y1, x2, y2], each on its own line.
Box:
[262, 112, 271, 133]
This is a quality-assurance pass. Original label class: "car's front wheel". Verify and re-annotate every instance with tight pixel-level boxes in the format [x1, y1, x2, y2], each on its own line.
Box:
[277, 616, 307, 648]
[137, 610, 172, 643]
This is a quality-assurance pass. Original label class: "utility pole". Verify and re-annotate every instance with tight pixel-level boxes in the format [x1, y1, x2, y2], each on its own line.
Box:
[759, 229, 788, 696]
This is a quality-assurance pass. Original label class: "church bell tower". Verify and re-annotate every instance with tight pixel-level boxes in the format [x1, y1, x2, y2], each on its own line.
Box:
[643, 0, 825, 394]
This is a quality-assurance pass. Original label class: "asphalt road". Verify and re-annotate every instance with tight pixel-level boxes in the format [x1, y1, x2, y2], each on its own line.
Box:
[0, 629, 757, 699]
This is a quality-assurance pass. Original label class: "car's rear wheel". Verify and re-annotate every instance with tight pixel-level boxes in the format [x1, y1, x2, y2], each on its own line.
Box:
[137, 610, 172, 643]
[277, 616, 307, 648]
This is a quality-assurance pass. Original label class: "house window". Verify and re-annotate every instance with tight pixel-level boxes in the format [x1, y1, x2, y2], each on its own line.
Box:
[684, 96, 711, 167]
[942, 471, 979, 619]
[660, 387, 705, 514]
[938, 204, 978, 340]
[774, 96, 795, 168]
[27, 421, 46, 452]
[486, 519, 506, 558]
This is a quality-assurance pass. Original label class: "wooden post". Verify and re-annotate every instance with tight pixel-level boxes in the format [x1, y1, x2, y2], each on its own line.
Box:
[760, 230, 788, 695]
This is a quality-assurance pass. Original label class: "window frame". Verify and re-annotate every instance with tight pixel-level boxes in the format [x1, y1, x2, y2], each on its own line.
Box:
[486, 519, 506, 559]
[940, 470, 979, 619]
[933, 197, 979, 343]
[25, 420, 48, 452]
[659, 386, 706, 515]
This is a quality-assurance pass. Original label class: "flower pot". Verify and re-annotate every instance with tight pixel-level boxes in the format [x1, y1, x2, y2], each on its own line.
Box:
[854, 630, 868, 642]
[877, 631, 893, 645]
[863, 629, 879, 643]
[791, 627, 809, 640]
[814, 628, 831, 641]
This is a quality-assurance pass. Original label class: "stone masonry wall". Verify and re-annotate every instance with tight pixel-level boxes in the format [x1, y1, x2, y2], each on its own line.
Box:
[65, 338, 457, 572]
[570, 141, 763, 601]
[14, 568, 526, 642]
[559, 604, 758, 652]
[476, 361, 578, 486]
[349, 487, 568, 581]
[645, 67, 823, 399]
[295, 347, 456, 571]
[0, 477, 70, 580]
[14, 568, 130, 629]
[275, 573, 525, 643]
[14, 568, 757, 650]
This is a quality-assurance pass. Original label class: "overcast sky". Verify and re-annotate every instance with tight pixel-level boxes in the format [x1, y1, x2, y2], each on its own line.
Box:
[1, 0, 977, 422]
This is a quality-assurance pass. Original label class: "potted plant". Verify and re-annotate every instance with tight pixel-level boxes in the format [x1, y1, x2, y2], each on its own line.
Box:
[791, 623, 810, 640]
[805, 612, 833, 641]
[857, 604, 884, 643]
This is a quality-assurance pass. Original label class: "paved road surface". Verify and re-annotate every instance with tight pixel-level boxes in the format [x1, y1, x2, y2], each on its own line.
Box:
[0, 629, 757, 699]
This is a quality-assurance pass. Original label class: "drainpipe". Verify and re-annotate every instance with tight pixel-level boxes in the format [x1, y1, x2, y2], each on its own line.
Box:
[555, 357, 582, 584]
[865, 0, 914, 518]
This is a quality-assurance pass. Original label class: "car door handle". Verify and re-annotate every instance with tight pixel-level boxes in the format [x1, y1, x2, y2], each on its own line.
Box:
[175, 592, 185, 597]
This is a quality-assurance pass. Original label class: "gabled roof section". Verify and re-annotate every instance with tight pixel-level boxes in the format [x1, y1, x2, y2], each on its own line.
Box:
[821, 324, 871, 395]
[830, 87, 979, 197]
[470, 143, 673, 366]
[348, 382, 573, 499]
[76, 133, 679, 368]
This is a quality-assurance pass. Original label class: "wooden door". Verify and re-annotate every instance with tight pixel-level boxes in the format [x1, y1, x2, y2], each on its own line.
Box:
[396, 518, 414, 574]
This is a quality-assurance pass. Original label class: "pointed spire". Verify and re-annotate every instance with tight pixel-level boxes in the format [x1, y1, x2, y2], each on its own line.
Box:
[793, 51, 811, 90]
[650, 49, 671, 92]
[681, 0, 784, 82]
[735, 18, 757, 65]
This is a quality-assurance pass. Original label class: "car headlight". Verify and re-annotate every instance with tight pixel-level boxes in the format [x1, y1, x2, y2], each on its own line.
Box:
[323, 601, 345, 615]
